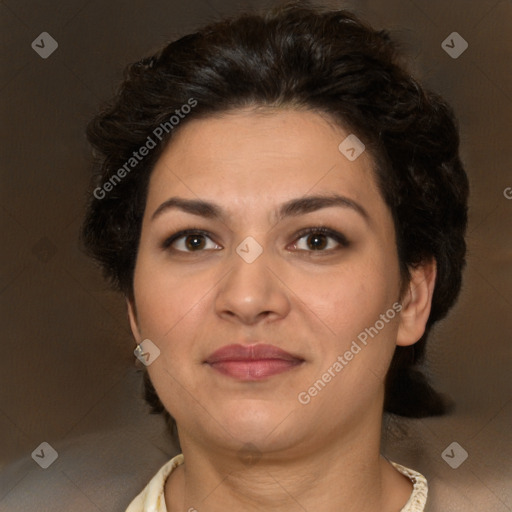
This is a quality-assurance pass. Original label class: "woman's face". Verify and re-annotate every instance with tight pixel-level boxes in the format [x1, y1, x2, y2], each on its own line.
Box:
[128, 108, 405, 456]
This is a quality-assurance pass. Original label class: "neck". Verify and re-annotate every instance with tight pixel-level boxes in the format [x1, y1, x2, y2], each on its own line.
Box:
[165, 407, 412, 512]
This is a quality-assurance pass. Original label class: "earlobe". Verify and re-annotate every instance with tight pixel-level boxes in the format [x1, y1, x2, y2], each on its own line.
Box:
[396, 259, 437, 347]
[126, 297, 142, 343]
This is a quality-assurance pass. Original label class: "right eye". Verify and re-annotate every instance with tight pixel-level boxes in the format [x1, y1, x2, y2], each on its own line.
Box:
[162, 229, 222, 253]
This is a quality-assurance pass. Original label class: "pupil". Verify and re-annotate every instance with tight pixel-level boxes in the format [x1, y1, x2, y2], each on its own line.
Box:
[186, 235, 204, 250]
[309, 233, 326, 250]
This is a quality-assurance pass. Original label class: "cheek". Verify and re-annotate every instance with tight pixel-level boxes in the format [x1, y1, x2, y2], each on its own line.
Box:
[132, 259, 220, 400]
[291, 247, 400, 397]
[136, 270, 213, 420]
[290, 252, 398, 341]
[133, 258, 208, 341]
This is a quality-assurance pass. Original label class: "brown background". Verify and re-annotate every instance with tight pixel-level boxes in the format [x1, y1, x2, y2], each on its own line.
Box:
[1, 0, 511, 510]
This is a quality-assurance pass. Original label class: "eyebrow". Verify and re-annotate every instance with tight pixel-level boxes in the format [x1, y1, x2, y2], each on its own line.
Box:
[151, 193, 369, 224]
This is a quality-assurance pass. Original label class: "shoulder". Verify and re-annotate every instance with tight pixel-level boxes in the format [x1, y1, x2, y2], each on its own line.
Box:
[125, 453, 184, 512]
[0, 427, 176, 511]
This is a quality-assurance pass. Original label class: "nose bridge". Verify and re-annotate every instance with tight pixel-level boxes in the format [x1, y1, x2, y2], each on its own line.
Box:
[214, 236, 289, 323]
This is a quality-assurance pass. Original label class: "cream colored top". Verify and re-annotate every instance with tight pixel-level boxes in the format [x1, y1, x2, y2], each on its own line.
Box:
[126, 454, 428, 512]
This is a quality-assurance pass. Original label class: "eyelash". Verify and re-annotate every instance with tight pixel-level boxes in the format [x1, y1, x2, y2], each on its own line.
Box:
[161, 226, 350, 254]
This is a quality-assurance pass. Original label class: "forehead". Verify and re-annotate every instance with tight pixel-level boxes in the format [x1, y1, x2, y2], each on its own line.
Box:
[145, 108, 385, 222]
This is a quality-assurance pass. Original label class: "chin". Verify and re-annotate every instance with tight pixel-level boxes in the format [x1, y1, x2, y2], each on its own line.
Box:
[209, 400, 297, 447]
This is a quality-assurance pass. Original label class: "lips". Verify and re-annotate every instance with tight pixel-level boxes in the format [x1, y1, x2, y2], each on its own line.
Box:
[204, 343, 304, 380]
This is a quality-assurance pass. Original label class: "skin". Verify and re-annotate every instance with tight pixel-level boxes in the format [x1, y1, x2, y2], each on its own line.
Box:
[127, 108, 436, 512]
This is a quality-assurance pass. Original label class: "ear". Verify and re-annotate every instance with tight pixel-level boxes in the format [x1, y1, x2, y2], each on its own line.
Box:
[126, 296, 142, 343]
[396, 259, 437, 347]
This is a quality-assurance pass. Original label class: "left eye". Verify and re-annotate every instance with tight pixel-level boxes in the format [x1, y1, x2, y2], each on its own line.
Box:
[292, 227, 349, 252]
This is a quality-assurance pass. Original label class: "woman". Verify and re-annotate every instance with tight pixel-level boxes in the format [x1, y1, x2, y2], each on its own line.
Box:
[81, 2, 469, 511]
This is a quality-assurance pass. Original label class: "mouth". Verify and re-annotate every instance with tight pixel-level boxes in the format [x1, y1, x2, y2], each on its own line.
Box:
[204, 343, 305, 381]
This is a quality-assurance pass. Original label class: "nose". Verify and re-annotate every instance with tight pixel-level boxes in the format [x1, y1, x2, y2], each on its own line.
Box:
[214, 245, 291, 326]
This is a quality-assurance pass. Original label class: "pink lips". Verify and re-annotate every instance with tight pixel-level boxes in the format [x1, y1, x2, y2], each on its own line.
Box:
[205, 344, 304, 381]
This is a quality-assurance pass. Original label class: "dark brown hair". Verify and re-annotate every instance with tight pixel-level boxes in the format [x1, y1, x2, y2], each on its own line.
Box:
[81, 1, 469, 447]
